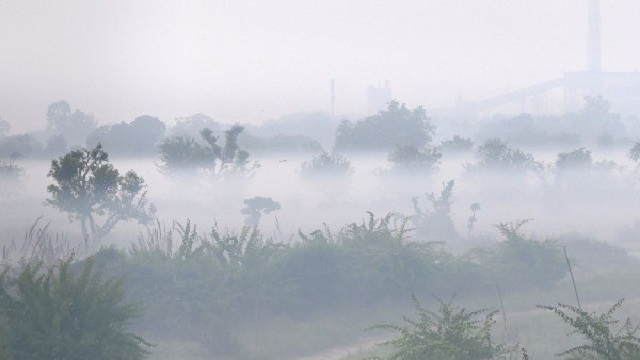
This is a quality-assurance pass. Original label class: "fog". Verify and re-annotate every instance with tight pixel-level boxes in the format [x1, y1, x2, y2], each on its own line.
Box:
[4, 1, 640, 359]
[2, 1, 640, 132]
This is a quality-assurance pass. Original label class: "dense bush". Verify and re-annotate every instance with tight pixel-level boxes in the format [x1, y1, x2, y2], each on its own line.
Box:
[370, 296, 515, 360]
[470, 138, 542, 173]
[79, 214, 570, 357]
[335, 100, 435, 152]
[298, 151, 353, 180]
[0, 258, 150, 360]
[158, 125, 259, 177]
[470, 220, 567, 291]
[387, 144, 441, 175]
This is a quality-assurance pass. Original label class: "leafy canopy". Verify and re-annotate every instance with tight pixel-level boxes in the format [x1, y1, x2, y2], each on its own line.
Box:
[46, 144, 154, 244]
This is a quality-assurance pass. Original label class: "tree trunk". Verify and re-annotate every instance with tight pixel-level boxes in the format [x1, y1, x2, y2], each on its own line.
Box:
[88, 214, 99, 246]
[80, 216, 89, 250]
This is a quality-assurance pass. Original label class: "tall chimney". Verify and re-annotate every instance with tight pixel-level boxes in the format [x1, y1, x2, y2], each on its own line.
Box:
[588, 0, 602, 72]
[330, 79, 336, 118]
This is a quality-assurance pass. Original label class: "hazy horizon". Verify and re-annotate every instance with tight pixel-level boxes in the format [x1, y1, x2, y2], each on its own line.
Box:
[2, 0, 640, 132]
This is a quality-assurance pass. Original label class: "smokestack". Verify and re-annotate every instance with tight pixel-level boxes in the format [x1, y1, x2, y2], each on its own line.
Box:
[330, 79, 335, 118]
[588, 0, 602, 73]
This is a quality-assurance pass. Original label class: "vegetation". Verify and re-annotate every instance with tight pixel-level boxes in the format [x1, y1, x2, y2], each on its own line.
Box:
[538, 299, 640, 360]
[369, 296, 514, 360]
[45, 144, 155, 245]
[387, 144, 442, 175]
[556, 147, 593, 172]
[45, 100, 97, 147]
[471, 138, 542, 173]
[299, 151, 353, 180]
[158, 125, 259, 177]
[410, 180, 462, 242]
[439, 135, 474, 153]
[472, 220, 567, 291]
[86, 115, 166, 156]
[335, 100, 435, 151]
[0, 156, 24, 181]
[241, 196, 281, 226]
[0, 257, 151, 360]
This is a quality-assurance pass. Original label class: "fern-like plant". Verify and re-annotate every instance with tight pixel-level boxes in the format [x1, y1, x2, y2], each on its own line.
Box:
[369, 296, 514, 360]
[537, 299, 640, 360]
[0, 257, 151, 360]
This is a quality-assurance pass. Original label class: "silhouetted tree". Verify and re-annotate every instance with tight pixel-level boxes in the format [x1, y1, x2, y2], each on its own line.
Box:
[46, 144, 155, 245]
[86, 115, 165, 156]
[335, 100, 434, 151]
[158, 125, 258, 177]
[241, 196, 281, 227]
[46, 100, 96, 147]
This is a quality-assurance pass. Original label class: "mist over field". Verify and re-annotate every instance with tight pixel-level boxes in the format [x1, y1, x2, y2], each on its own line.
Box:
[3, 1, 640, 359]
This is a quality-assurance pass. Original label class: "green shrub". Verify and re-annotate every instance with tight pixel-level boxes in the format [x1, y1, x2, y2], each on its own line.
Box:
[0, 258, 150, 360]
[538, 299, 640, 360]
[299, 151, 353, 180]
[471, 220, 567, 291]
[369, 296, 514, 360]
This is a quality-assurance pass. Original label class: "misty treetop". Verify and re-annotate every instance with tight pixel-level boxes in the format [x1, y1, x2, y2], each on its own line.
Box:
[46, 100, 97, 148]
[86, 115, 166, 156]
[158, 124, 259, 177]
[46, 144, 155, 245]
[335, 100, 435, 151]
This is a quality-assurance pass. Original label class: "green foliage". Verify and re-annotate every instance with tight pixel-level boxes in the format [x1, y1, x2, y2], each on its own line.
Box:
[46, 100, 96, 147]
[127, 220, 284, 356]
[472, 220, 567, 290]
[86, 115, 166, 156]
[157, 135, 212, 174]
[0, 133, 38, 158]
[369, 296, 513, 360]
[627, 142, 640, 163]
[158, 125, 259, 177]
[0, 257, 151, 360]
[335, 100, 435, 151]
[556, 148, 593, 172]
[467, 203, 481, 240]
[387, 144, 441, 175]
[411, 180, 462, 242]
[538, 299, 640, 360]
[241, 196, 281, 227]
[299, 151, 353, 180]
[472, 138, 542, 173]
[46, 144, 155, 245]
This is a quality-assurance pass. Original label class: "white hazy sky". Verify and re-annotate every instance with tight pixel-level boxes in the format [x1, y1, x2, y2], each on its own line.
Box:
[1, 0, 640, 132]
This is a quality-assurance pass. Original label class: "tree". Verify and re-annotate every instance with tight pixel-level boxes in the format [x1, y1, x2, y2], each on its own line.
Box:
[241, 196, 281, 227]
[387, 144, 442, 175]
[0, 257, 151, 359]
[46, 144, 155, 245]
[0, 117, 10, 136]
[335, 100, 435, 151]
[473, 138, 542, 173]
[46, 100, 96, 147]
[628, 142, 640, 163]
[86, 115, 166, 156]
[299, 151, 353, 180]
[555, 148, 592, 172]
[158, 125, 258, 177]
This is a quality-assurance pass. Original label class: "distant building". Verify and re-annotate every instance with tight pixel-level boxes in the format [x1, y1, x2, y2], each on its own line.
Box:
[367, 81, 393, 114]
